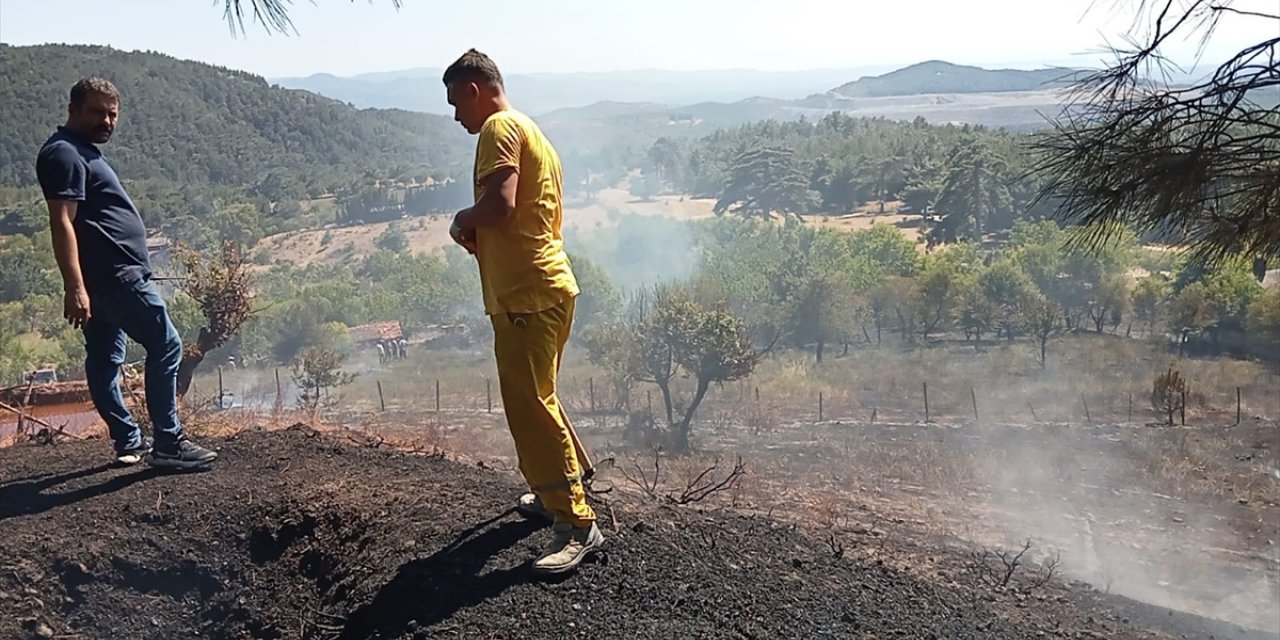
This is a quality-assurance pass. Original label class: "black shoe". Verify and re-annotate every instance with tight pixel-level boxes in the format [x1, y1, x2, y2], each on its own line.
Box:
[146, 438, 218, 470]
[114, 437, 153, 466]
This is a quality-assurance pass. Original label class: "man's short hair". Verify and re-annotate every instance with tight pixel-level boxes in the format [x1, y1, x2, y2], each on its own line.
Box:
[70, 77, 120, 106]
[442, 49, 504, 89]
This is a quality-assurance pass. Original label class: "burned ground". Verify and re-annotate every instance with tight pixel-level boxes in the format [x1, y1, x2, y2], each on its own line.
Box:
[0, 427, 1272, 640]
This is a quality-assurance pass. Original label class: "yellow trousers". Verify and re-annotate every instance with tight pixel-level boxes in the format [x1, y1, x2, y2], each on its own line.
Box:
[492, 296, 596, 527]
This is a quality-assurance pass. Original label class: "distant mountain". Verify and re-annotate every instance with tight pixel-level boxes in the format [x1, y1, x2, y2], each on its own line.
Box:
[0, 45, 469, 189]
[828, 60, 1080, 98]
[272, 67, 887, 116]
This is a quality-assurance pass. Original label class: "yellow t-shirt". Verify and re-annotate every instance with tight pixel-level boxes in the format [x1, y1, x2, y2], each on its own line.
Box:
[472, 109, 579, 315]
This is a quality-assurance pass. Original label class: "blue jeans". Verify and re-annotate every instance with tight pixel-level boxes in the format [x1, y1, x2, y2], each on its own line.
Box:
[84, 277, 185, 452]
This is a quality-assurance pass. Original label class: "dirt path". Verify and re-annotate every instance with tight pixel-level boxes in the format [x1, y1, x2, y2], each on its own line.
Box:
[0, 428, 1272, 639]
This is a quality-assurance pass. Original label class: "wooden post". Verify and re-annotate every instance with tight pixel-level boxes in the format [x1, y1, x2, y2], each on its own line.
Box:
[376, 381, 386, 411]
[1180, 389, 1187, 426]
[487, 378, 492, 413]
[1128, 393, 1133, 424]
[275, 368, 281, 396]
[435, 380, 440, 412]
[1026, 400, 1038, 422]
[218, 366, 224, 405]
[1236, 387, 1242, 425]
[818, 392, 824, 422]
[1082, 395, 1091, 424]
[589, 377, 596, 413]
[923, 381, 930, 423]
[970, 387, 979, 422]
[870, 407, 877, 424]
[755, 387, 760, 402]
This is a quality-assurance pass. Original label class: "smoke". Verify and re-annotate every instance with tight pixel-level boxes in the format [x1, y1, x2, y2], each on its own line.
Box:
[565, 210, 698, 294]
[959, 363, 1280, 635]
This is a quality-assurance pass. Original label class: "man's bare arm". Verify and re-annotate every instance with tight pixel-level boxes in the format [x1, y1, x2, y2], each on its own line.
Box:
[456, 168, 518, 229]
[47, 200, 91, 327]
[47, 200, 84, 291]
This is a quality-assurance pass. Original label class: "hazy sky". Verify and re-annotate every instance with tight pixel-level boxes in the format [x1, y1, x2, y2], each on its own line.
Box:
[1, 0, 1273, 77]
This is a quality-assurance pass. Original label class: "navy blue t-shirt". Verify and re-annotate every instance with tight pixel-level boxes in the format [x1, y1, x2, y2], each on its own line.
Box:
[36, 127, 152, 293]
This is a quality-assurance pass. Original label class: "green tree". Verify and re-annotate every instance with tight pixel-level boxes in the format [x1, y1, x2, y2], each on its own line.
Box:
[376, 222, 410, 253]
[1131, 274, 1171, 336]
[1087, 276, 1131, 334]
[629, 170, 663, 202]
[1246, 288, 1280, 362]
[976, 259, 1039, 340]
[935, 136, 1013, 242]
[847, 223, 921, 277]
[0, 234, 58, 303]
[1027, 297, 1062, 369]
[899, 160, 944, 214]
[785, 271, 859, 363]
[0, 321, 32, 386]
[582, 322, 634, 412]
[568, 253, 621, 333]
[211, 202, 264, 247]
[626, 286, 758, 452]
[1168, 283, 1217, 355]
[291, 346, 356, 414]
[715, 145, 818, 219]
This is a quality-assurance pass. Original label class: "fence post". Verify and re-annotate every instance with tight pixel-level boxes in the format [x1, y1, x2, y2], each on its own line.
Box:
[487, 378, 492, 413]
[923, 381, 930, 423]
[1128, 393, 1133, 424]
[377, 381, 386, 411]
[755, 387, 760, 402]
[218, 366, 224, 406]
[1236, 387, 1242, 425]
[1082, 394, 1091, 424]
[970, 387, 979, 422]
[589, 377, 596, 413]
[435, 379, 441, 412]
[1180, 389, 1187, 426]
[818, 392, 824, 422]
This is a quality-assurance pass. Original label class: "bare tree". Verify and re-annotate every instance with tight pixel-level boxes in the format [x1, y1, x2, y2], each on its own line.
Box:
[221, 0, 401, 35]
[1034, 1, 1279, 266]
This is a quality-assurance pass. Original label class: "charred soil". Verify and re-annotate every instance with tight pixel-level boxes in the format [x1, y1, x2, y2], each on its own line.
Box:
[0, 427, 1272, 640]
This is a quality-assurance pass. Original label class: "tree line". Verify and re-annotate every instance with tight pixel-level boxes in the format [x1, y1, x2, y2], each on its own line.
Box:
[637, 113, 1053, 246]
[577, 216, 1279, 450]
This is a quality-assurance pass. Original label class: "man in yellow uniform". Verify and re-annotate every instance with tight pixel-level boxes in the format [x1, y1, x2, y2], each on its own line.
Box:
[444, 49, 603, 575]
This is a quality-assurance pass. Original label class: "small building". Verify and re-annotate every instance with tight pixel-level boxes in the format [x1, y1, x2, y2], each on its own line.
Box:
[347, 321, 404, 346]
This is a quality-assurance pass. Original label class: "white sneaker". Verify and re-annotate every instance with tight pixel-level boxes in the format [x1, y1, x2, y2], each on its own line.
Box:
[114, 437, 153, 466]
[532, 522, 604, 575]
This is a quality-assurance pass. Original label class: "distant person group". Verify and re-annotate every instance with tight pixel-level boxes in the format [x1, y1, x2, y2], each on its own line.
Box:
[376, 338, 408, 363]
[36, 48, 603, 574]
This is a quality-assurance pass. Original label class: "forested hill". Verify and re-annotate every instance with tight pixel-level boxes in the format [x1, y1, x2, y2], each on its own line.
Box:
[829, 60, 1077, 98]
[0, 44, 469, 194]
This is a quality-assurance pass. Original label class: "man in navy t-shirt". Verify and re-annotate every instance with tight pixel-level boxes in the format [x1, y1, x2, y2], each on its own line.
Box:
[36, 77, 217, 470]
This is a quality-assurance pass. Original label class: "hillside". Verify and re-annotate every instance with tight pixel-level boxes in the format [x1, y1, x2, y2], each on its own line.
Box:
[2, 427, 1272, 640]
[829, 60, 1079, 98]
[0, 44, 469, 191]
[273, 66, 884, 116]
